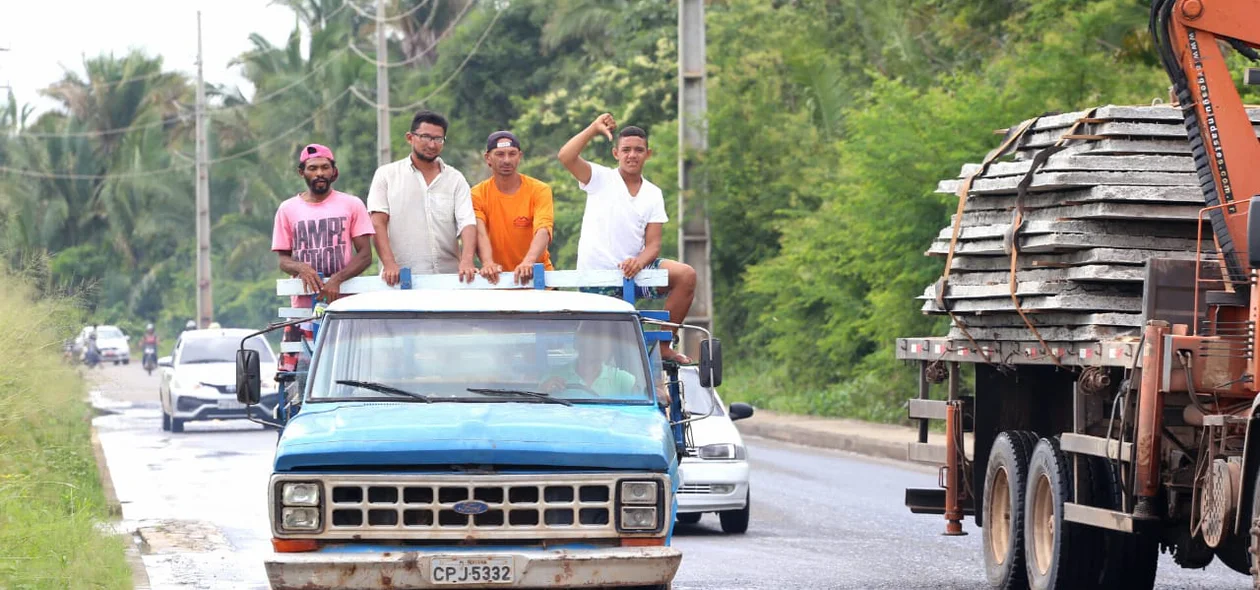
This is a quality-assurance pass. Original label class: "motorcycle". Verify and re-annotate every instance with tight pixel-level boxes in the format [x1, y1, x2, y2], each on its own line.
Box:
[142, 343, 158, 375]
[82, 346, 101, 369]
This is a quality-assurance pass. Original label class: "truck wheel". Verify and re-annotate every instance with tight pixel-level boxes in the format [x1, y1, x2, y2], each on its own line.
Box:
[1024, 437, 1102, 590]
[171, 418, 185, 433]
[982, 430, 1037, 590]
[1083, 457, 1158, 590]
[161, 410, 171, 432]
[676, 512, 701, 525]
[1248, 465, 1260, 586]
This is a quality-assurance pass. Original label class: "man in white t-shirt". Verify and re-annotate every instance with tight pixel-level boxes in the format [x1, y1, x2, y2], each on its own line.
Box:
[367, 110, 479, 285]
[558, 113, 698, 365]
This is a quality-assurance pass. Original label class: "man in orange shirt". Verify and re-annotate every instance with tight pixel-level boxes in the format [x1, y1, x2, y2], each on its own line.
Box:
[473, 131, 555, 285]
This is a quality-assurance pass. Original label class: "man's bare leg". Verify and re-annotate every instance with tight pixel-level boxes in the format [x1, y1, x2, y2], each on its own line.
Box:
[657, 259, 697, 364]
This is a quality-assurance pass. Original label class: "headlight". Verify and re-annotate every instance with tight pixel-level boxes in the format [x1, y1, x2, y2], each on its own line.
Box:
[698, 443, 745, 460]
[281, 507, 320, 530]
[282, 483, 321, 506]
[620, 507, 658, 530]
[620, 481, 658, 505]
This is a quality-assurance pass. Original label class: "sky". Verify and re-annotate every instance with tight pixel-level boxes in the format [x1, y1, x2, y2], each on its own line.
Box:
[1, 1, 299, 116]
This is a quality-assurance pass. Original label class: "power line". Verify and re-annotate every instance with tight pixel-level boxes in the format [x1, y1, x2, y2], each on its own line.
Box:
[347, 0, 475, 68]
[0, 88, 352, 180]
[14, 47, 350, 139]
[215, 47, 350, 111]
[208, 88, 352, 164]
[27, 1, 356, 95]
[350, 7, 500, 113]
[344, 0, 435, 24]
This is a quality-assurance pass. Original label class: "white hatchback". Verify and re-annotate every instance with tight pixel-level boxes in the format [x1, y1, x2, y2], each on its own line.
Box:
[158, 328, 280, 433]
[675, 366, 755, 533]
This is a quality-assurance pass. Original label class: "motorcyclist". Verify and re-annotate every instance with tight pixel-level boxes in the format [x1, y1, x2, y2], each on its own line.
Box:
[141, 324, 159, 373]
[83, 331, 101, 367]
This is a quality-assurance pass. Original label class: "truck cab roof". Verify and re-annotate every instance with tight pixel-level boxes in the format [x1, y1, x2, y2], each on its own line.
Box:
[325, 289, 639, 314]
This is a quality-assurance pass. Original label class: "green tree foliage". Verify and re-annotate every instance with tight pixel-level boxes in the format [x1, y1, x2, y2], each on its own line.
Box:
[0, 0, 1223, 422]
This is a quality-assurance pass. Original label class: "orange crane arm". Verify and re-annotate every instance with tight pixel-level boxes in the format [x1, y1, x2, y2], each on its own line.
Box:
[1156, 0, 1260, 281]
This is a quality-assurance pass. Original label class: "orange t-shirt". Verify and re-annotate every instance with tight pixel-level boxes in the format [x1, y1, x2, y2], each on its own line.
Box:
[471, 174, 555, 270]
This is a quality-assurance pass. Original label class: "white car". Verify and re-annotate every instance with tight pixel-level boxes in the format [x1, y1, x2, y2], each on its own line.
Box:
[77, 325, 131, 365]
[675, 366, 755, 533]
[158, 328, 280, 433]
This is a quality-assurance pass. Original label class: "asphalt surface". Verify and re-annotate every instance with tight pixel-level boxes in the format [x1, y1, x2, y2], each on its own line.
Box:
[89, 363, 1252, 590]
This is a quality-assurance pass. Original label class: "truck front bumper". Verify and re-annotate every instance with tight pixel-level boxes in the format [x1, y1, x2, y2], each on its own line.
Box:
[266, 546, 682, 589]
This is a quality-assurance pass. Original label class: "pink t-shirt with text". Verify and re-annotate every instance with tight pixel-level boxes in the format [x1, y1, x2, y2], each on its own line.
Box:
[272, 190, 375, 305]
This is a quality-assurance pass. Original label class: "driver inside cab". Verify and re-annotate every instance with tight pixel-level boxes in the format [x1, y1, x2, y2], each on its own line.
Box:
[540, 321, 635, 397]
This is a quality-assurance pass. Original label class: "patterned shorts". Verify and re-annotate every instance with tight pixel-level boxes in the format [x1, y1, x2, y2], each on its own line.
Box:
[579, 258, 666, 300]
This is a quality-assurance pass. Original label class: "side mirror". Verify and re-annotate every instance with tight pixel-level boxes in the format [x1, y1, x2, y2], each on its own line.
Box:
[157, 356, 173, 368]
[698, 339, 722, 388]
[236, 349, 262, 404]
[729, 402, 755, 421]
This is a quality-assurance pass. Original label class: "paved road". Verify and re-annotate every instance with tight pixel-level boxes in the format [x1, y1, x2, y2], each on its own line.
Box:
[90, 363, 1251, 589]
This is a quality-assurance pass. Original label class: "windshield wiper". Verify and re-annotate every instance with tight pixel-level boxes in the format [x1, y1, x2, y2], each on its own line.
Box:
[336, 380, 432, 403]
[465, 388, 574, 407]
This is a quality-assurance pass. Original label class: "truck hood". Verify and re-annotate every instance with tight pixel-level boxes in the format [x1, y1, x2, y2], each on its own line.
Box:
[274, 401, 676, 472]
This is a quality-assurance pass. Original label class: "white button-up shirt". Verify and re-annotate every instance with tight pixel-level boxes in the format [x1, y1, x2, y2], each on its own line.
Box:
[367, 156, 476, 274]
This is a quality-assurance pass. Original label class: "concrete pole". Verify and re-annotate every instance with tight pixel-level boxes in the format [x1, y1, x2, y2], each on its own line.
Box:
[678, 0, 713, 356]
[376, 0, 391, 166]
[195, 11, 213, 328]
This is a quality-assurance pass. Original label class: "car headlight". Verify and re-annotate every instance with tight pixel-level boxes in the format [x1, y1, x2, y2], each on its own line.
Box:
[620, 481, 658, 505]
[281, 507, 320, 530]
[282, 482, 321, 506]
[620, 507, 658, 530]
[698, 443, 746, 460]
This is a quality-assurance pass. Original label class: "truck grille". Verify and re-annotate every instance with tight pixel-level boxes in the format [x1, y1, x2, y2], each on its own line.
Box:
[679, 484, 712, 494]
[274, 473, 661, 541]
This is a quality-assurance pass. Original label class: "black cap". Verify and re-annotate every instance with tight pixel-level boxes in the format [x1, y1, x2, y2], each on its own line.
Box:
[486, 131, 521, 152]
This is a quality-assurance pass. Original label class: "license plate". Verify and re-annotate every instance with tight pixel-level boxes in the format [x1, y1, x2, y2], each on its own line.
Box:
[217, 399, 245, 410]
[430, 557, 514, 585]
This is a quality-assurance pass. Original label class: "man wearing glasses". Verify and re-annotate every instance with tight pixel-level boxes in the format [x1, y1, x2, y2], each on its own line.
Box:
[367, 109, 478, 285]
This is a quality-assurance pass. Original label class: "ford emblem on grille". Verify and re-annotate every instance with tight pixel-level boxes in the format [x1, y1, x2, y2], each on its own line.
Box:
[453, 500, 489, 515]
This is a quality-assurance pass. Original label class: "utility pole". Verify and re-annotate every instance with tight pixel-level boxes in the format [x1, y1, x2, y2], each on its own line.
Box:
[195, 12, 214, 328]
[0, 47, 10, 92]
[375, 0, 391, 165]
[678, 0, 713, 357]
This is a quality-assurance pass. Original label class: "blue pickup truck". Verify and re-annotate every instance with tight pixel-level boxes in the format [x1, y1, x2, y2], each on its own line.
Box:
[234, 267, 721, 589]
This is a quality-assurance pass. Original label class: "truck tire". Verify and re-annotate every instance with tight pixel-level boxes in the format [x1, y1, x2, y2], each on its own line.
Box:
[1082, 456, 1158, 590]
[982, 430, 1037, 590]
[676, 512, 701, 525]
[1248, 465, 1260, 586]
[161, 409, 171, 432]
[1024, 437, 1103, 590]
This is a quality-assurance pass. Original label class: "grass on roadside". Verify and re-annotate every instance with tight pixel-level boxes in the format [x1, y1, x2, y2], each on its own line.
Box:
[718, 356, 927, 425]
[0, 268, 131, 589]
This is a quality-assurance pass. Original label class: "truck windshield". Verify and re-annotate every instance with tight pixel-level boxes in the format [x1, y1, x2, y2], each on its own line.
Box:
[307, 314, 653, 403]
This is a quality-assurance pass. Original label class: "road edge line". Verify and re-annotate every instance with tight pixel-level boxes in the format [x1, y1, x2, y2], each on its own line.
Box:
[91, 424, 153, 590]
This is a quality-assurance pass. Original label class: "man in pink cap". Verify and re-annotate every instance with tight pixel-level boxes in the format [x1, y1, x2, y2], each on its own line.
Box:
[272, 144, 375, 377]
[273, 143, 375, 302]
